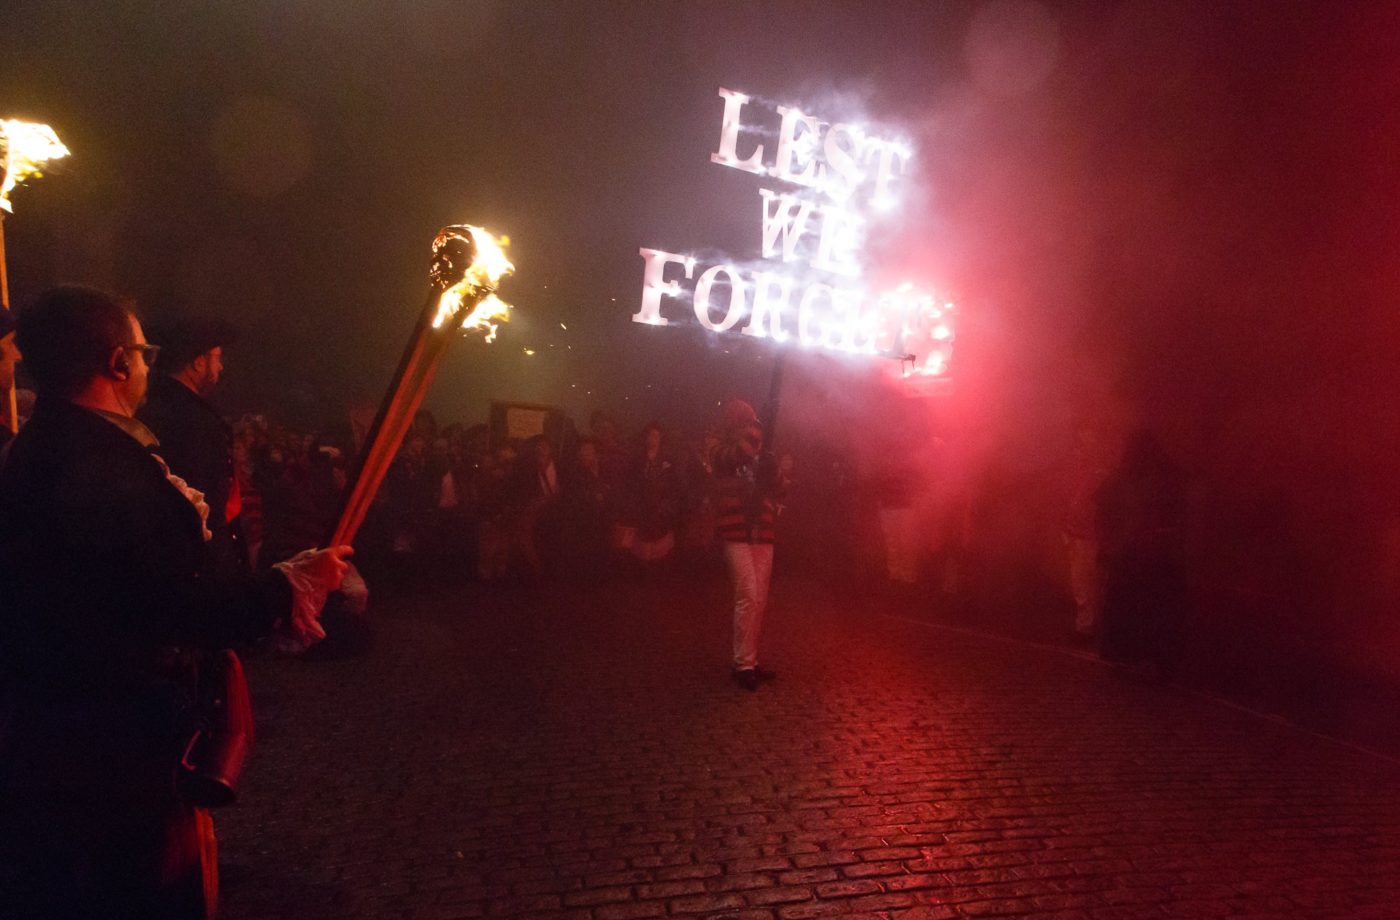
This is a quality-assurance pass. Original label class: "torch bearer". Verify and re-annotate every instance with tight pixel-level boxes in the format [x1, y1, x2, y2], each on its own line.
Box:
[329, 224, 513, 547]
[0, 119, 70, 434]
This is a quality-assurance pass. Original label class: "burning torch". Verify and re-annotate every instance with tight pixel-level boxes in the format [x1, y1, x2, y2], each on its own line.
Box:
[0, 119, 70, 434]
[329, 225, 513, 547]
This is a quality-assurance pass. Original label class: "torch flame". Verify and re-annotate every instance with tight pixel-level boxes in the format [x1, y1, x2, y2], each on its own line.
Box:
[0, 119, 70, 214]
[459, 292, 510, 343]
[431, 225, 515, 335]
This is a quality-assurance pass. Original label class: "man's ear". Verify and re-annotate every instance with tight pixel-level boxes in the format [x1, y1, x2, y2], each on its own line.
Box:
[108, 348, 130, 381]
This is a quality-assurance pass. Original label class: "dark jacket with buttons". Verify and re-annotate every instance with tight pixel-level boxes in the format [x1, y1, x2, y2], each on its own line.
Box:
[140, 373, 241, 571]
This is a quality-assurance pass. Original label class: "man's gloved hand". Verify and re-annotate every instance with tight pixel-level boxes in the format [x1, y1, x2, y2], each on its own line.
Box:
[298, 545, 354, 593]
[272, 545, 355, 652]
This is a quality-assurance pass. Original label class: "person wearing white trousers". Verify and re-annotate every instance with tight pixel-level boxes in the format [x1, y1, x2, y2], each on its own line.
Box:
[713, 399, 785, 691]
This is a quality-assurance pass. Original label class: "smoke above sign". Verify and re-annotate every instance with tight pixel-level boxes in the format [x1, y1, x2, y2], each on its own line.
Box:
[634, 87, 954, 377]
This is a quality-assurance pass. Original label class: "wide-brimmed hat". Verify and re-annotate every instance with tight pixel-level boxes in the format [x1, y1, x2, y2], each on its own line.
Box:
[147, 317, 237, 371]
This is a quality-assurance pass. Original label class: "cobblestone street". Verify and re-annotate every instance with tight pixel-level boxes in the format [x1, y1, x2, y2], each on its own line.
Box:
[219, 571, 1400, 919]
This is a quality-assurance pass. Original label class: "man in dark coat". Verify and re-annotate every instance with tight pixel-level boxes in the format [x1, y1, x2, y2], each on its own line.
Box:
[140, 318, 243, 574]
[0, 286, 351, 919]
[1095, 429, 1189, 680]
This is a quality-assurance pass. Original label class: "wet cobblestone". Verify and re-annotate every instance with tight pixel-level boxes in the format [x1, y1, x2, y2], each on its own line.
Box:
[218, 574, 1400, 919]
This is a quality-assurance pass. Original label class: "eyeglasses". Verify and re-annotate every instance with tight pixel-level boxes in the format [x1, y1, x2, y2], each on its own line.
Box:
[125, 343, 161, 366]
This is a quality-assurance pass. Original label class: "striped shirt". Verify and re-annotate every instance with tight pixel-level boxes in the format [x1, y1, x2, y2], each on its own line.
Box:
[713, 421, 786, 544]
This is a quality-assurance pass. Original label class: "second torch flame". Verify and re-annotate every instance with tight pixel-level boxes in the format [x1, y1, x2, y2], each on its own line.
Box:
[431, 225, 514, 341]
[0, 119, 70, 214]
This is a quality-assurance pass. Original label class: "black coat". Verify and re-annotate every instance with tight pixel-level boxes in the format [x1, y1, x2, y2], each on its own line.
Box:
[140, 374, 235, 537]
[0, 398, 291, 918]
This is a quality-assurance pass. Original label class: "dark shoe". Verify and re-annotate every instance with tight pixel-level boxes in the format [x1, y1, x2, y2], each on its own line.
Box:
[732, 668, 760, 691]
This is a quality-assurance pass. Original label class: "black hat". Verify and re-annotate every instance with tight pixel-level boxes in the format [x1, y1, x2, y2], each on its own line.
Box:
[148, 317, 236, 371]
[0, 308, 15, 339]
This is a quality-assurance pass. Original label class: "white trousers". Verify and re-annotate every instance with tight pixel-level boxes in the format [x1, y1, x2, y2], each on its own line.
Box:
[725, 541, 774, 669]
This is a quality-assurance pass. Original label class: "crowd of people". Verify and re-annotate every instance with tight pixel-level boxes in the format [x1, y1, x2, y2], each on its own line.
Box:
[228, 404, 762, 588]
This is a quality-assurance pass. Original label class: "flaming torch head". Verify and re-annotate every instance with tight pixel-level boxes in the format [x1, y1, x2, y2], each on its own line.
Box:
[0, 119, 70, 214]
[430, 225, 477, 291]
[430, 224, 514, 341]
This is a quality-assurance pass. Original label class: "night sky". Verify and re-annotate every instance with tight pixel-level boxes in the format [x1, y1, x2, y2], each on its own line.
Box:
[3, 0, 973, 432]
[6, 1, 1400, 598]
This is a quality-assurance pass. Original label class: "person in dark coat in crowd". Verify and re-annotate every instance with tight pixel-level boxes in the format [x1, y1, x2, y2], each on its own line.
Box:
[622, 421, 682, 564]
[475, 440, 518, 581]
[562, 436, 616, 577]
[1095, 428, 1189, 680]
[507, 434, 562, 576]
[139, 317, 243, 575]
[0, 287, 351, 919]
[589, 409, 629, 492]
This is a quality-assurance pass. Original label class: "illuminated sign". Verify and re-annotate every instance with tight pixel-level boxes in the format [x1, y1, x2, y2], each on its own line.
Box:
[634, 87, 953, 376]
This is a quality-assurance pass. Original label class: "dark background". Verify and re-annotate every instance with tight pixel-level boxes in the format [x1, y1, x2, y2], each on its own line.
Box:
[5, 1, 1400, 732]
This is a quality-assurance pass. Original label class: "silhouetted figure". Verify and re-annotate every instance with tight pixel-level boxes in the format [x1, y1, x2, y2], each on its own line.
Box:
[139, 318, 243, 577]
[589, 409, 628, 489]
[562, 437, 616, 578]
[620, 422, 681, 565]
[1095, 429, 1188, 679]
[510, 434, 562, 576]
[1063, 424, 1110, 639]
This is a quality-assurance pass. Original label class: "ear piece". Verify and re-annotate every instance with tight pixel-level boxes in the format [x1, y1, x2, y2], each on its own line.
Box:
[111, 352, 130, 380]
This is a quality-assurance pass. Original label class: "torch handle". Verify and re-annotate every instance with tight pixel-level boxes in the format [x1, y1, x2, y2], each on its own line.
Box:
[328, 292, 449, 548]
[761, 348, 786, 446]
[0, 217, 15, 436]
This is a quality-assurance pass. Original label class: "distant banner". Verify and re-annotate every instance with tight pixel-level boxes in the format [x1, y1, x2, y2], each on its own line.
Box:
[504, 405, 547, 441]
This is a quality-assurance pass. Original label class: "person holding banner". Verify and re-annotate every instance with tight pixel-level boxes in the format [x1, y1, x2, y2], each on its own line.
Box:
[0, 286, 351, 919]
[714, 399, 788, 691]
